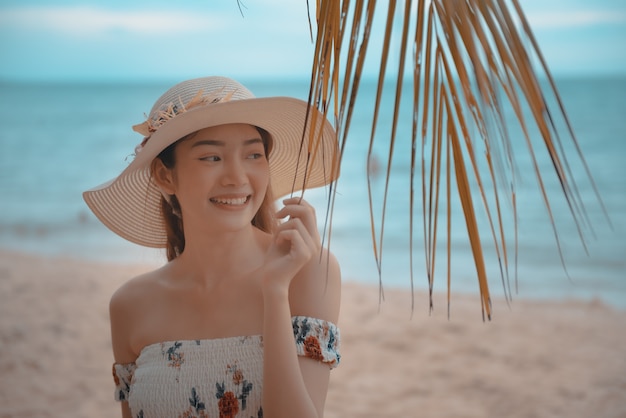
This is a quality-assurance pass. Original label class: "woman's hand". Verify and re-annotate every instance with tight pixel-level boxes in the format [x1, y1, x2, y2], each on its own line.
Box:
[262, 197, 321, 294]
[259, 197, 339, 418]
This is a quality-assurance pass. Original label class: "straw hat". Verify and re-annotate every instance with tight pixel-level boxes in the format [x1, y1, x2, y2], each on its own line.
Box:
[83, 76, 339, 248]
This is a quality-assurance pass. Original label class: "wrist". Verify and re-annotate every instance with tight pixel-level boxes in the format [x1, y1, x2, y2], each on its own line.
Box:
[261, 281, 290, 300]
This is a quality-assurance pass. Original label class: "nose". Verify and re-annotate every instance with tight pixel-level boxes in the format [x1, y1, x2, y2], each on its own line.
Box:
[220, 157, 248, 186]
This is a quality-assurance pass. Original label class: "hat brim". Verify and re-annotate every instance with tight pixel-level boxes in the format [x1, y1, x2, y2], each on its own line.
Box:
[83, 97, 339, 248]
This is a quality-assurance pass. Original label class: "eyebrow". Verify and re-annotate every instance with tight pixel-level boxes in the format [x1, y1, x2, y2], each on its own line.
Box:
[191, 138, 263, 148]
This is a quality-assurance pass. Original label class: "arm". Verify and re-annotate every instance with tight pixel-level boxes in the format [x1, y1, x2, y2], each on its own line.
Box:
[261, 198, 341, 418]
[110, 283, 140, 418]
[119, 399, 133, 418]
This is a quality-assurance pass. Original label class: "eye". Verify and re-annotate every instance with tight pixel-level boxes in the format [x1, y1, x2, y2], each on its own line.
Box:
[200, 155, 221, 162]
[247, 152, 265, 160]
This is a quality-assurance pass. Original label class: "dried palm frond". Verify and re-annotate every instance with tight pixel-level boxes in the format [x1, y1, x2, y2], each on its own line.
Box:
[303, 0, 607, 319]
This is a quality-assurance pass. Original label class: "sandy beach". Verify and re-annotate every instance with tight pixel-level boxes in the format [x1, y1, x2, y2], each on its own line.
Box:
[0, 250, 624, 418]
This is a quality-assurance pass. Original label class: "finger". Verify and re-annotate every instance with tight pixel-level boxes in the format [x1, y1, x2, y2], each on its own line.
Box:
[276, 216, 314, 244]
[278, 198, 316, 219]
[276, 198, 321, 243]
[276, 217, 318, 251]
[282, 197, 313, 208]
[274, 228, 314, 263]
[276, 201, 317, 225]
[277, 196, 314, 211]
[276, 210, 320, 245]
[276, 203, 315, 221]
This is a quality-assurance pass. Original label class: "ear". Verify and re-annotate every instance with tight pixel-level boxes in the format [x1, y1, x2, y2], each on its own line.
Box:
[151, 158, 177, 195]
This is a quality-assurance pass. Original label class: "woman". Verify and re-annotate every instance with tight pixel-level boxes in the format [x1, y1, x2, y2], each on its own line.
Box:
[83, 76, 341, 418]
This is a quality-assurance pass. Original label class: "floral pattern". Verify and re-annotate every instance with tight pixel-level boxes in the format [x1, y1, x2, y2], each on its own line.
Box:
[293, 316, 341, 368]
[178, 388, 209, 418]
[163, 341, 185, 369]
[216, 387, 239, 418]
[112, 316, 339, 417]
[304, 335, 324, 361]
[112, 362, 136, 402]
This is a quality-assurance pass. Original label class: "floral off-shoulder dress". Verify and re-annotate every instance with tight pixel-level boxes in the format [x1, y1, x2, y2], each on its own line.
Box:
[112, 316, 340, 418]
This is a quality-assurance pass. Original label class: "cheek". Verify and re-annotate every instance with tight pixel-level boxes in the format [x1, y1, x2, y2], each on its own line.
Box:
[171, 166, 206, 198]
[252, 162, 270, 188]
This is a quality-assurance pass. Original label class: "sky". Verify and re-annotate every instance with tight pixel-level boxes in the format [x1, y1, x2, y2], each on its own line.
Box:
[0, 0, 625, 82]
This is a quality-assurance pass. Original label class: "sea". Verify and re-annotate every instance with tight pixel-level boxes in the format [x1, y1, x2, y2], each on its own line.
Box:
[0, 76, 624, 311]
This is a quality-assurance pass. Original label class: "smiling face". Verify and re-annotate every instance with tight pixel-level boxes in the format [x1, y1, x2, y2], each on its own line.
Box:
[153, 123, 271, 235]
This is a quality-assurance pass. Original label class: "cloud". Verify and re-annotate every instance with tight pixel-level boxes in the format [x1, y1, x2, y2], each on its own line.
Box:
[526, 10, 626, 29]
[0, 6, 227, 36]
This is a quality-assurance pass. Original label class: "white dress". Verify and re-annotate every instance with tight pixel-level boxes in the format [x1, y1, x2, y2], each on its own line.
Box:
[113, 316, 340, 418]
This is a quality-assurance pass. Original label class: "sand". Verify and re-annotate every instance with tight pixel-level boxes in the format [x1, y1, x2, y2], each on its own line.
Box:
[0, 250, 624, 418]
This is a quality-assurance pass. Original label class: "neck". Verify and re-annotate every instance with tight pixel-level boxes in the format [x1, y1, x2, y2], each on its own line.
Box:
[172, 224, 269, 286]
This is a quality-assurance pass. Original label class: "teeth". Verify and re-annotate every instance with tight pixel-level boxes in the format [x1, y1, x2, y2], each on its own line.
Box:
[211, 197, 248, 205]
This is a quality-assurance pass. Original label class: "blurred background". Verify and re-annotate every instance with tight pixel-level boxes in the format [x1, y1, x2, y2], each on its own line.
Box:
[0, 0, 625, 307]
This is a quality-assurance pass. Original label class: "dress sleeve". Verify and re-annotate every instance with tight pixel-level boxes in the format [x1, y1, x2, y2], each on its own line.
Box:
[112, 362, 137, 402]
[292, 316, 341, 369]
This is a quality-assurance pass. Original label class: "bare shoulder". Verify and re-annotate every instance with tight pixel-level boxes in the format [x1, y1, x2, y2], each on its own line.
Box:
[110, 268, 161, 317]
[109, 267, 166, 363]
[289, 247, 341, 323]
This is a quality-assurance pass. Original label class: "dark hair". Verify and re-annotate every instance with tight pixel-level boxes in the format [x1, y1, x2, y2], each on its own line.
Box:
[152, 126, 277, 261]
